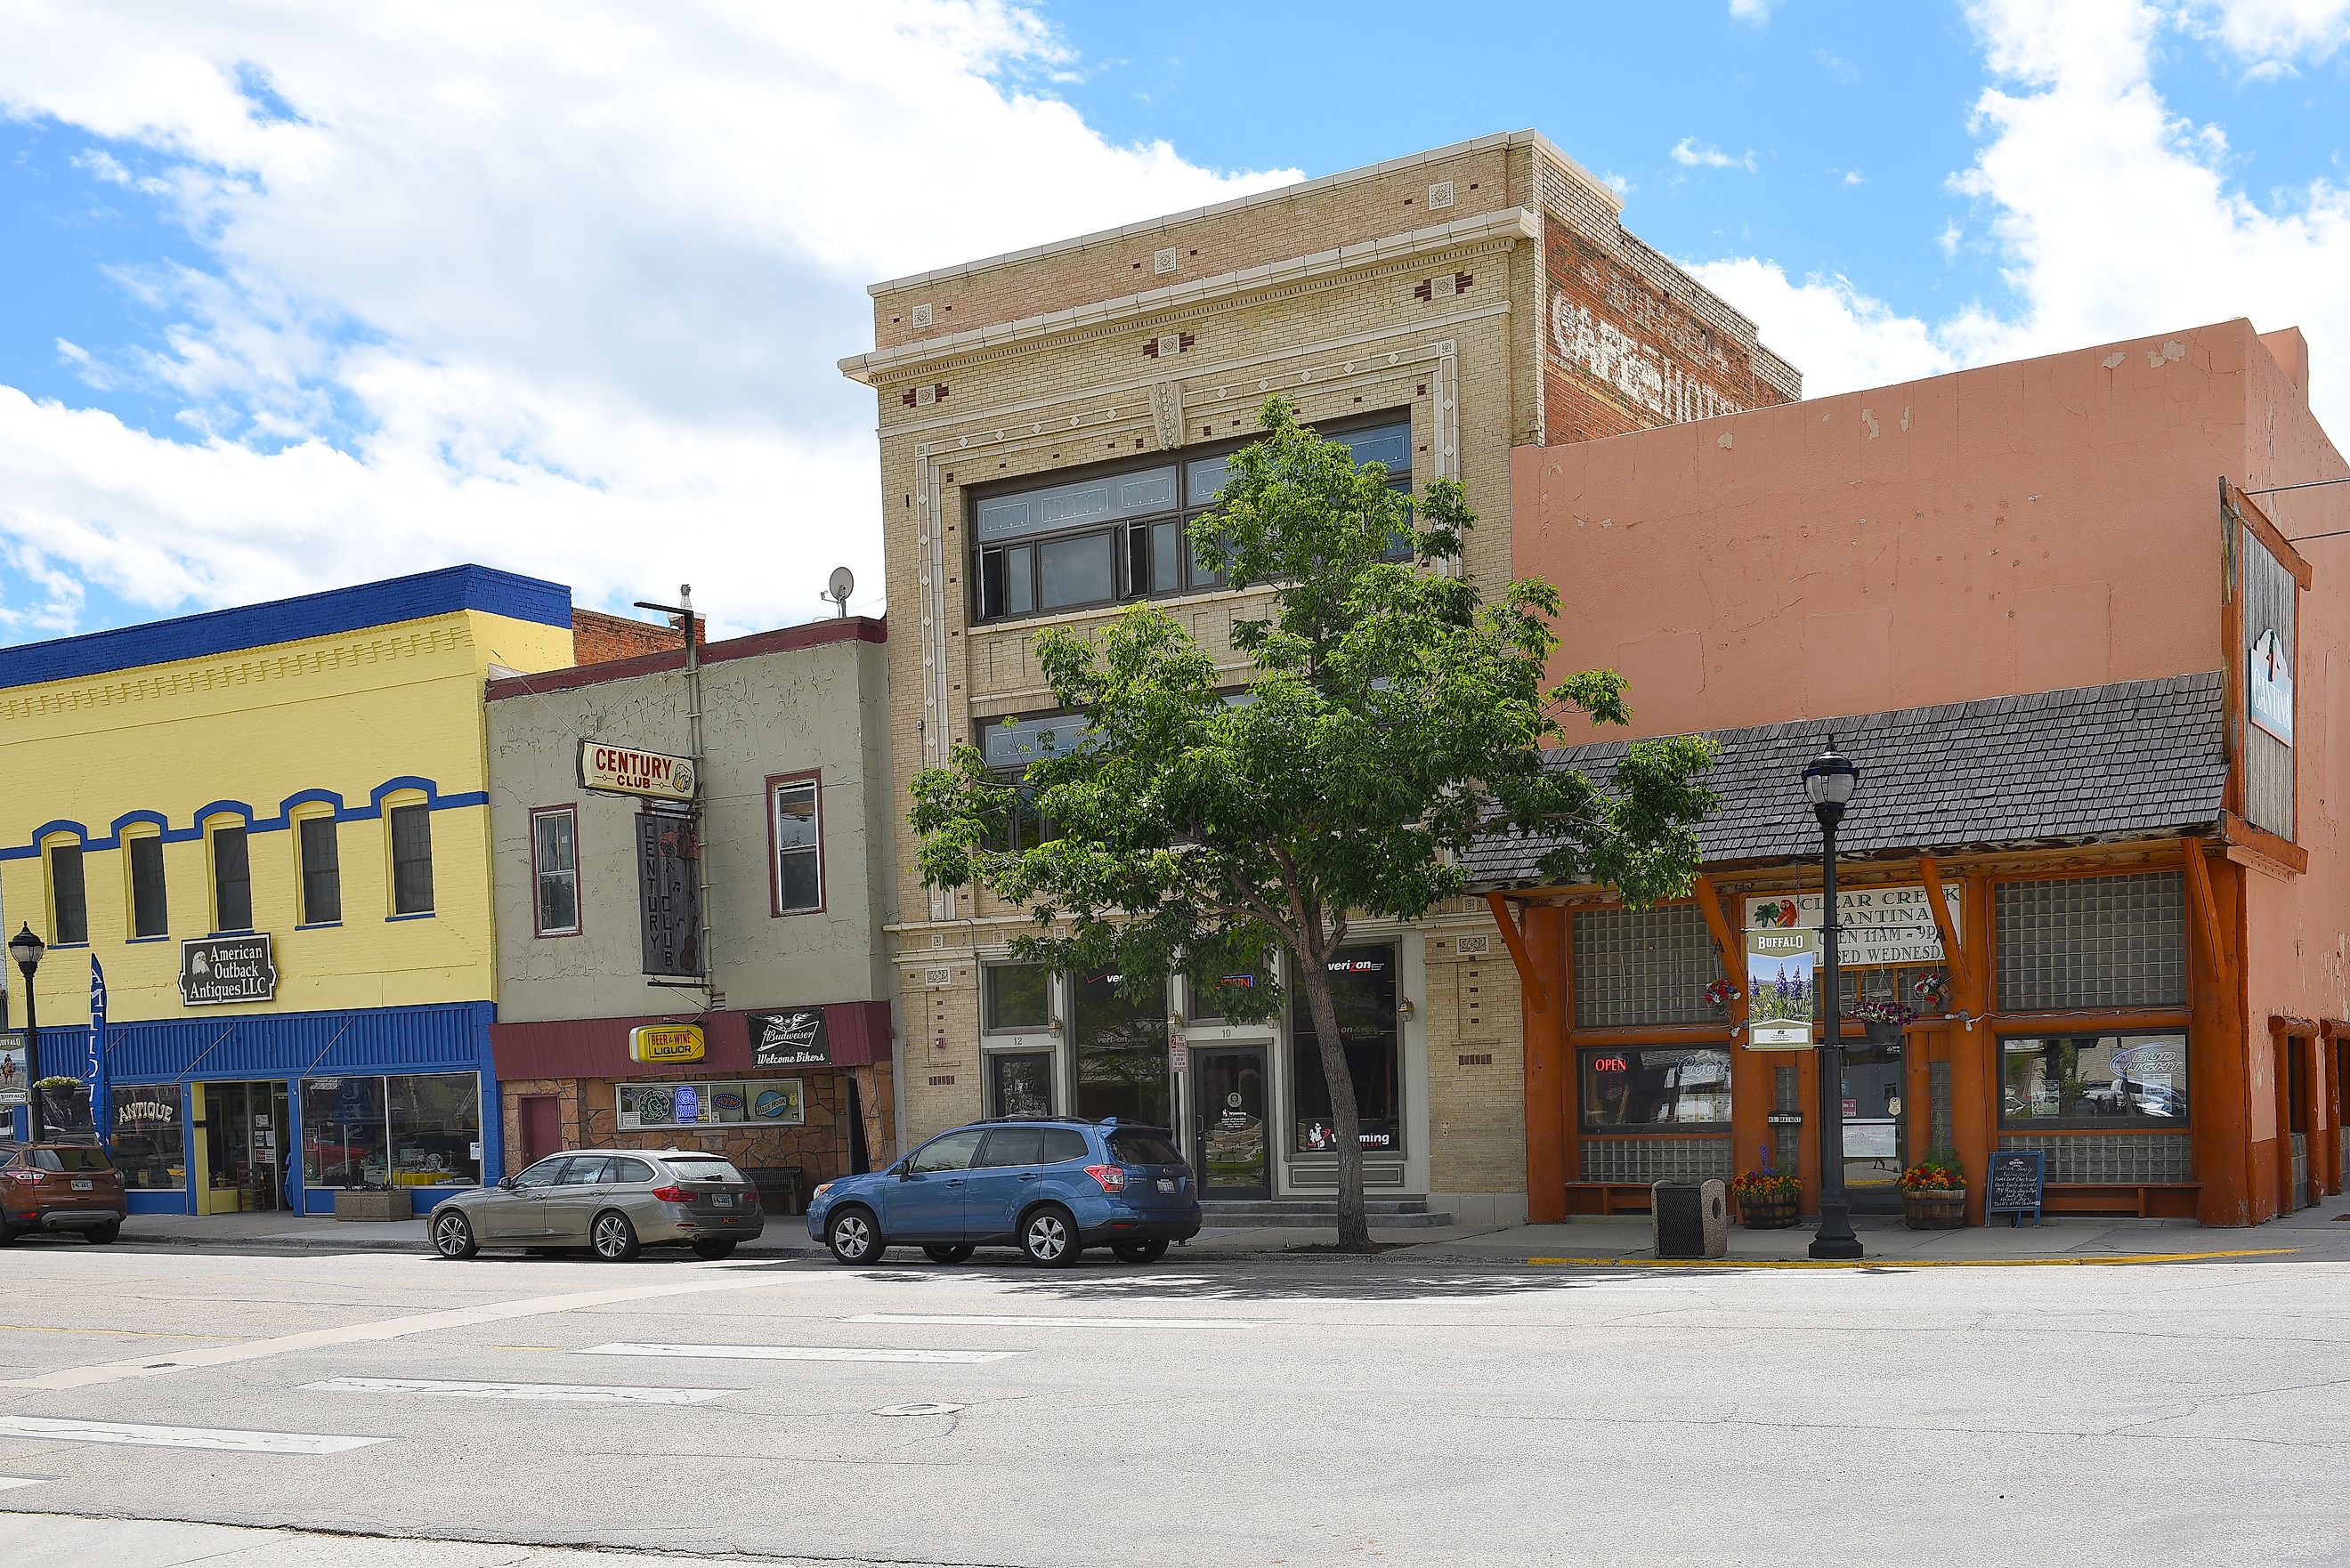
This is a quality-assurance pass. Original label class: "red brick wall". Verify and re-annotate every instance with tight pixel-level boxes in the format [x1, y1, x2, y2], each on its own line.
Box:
[571, 608, 704, 667]
[1542, 214, 1794, 444]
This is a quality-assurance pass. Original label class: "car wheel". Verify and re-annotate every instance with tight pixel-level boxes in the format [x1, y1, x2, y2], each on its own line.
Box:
[690, 1239, 737, 1260]
[431, 1208, 480, 1259]
[827, 1206, 883, 1265]
[1112, 1238, 1168, 1264]
[85, 1221, 122, 1246]
[922, 1244, 974, 1264]
[1019, 1205, 1080, 1267]
[590, 1209, 642, 1262]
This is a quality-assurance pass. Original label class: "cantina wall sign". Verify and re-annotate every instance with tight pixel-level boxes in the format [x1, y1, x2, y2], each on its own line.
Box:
[579, 740, 697, 803]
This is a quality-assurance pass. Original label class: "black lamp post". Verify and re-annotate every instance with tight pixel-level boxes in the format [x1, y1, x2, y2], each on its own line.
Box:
[1803, 740, 1863, 1261]
[9, 924, 46, 1144]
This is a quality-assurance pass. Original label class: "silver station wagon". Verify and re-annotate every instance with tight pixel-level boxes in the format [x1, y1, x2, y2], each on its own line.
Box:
[427, 1149, 763, 1261]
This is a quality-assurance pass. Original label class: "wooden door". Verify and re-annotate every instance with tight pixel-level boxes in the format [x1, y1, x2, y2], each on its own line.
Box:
[518, 1095, 561, 1170]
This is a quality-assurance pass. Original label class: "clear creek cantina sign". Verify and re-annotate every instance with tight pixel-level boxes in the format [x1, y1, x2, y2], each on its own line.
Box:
[179, 934, 277, 1006]
[1744, 884, 1963, 969]
[579, 740, 697, 803]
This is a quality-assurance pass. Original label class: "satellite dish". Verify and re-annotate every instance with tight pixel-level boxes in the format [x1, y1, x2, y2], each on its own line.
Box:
[825, 567, 855, 618]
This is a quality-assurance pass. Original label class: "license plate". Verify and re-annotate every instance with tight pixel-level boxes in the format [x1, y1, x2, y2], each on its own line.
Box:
[1156, 1178, 1177, 1193]
[70, 1179, 93, 1192]
[711, 1194, 733, 1208]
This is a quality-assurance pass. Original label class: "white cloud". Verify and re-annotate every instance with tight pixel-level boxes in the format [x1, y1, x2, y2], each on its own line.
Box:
[1671, 137, 1758, 173]
[1690, 0, 2350, 448]
[0, 1, 1299, 635]
[1841, 169, 1867, 186]
[1729, 0, 1777, 21]
[2184, 0, 2350, 60]
[1603, 171, 1634, 195]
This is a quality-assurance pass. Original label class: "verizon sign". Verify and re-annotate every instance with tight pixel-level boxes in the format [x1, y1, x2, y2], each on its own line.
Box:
[579, 740, 697, 803]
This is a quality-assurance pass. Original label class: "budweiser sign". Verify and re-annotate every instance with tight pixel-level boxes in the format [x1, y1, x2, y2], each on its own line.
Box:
[578, 740, 697, 802]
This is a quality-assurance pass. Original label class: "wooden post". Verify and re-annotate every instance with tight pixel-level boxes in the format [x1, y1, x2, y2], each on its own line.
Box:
[1949, 871, 1997, 1224]
[2184, 843, 2254, 1225]
[1489, 893, 1569, 1224]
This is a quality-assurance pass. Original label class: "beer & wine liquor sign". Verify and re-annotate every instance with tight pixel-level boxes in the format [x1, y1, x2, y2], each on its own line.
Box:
[180, 934, 278, 1006]
[579, 740, 697, 803]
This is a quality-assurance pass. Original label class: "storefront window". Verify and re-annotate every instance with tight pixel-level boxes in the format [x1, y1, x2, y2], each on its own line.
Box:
[1073, 972, 1170, 1128]
[1185, 964, 1266, 1025]
[110, 1086, 184, 1190]
[388, 1073, 481, 1185]
[303, 1076, 388, 1187]
[985, 964, 1052, 1032]
[1292, 946, 1402, 1153]
[617, 1079, 806, 1130]
[1580, 1047, 1733, 1128]
[987, 1052, 1054, 1119]
[2000, 1031, 2189, 1126]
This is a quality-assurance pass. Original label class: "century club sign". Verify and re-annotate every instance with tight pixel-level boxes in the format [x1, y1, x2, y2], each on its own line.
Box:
[578, 740, 697, 803]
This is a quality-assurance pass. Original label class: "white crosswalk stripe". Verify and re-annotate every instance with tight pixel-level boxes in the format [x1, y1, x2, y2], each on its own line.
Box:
[580, 1342, 1017, 1364]
[848, 1313, 1268, 1330]
[0, 1475, 52, 1491]
[300, 1377, 735, 1404]
[0, 1417, 385, 1454]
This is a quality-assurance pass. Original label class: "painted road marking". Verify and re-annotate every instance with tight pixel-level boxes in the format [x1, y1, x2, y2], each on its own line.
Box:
[1525, 1248, 2301, 1269]
[300, 1377, 736, 1405]
[848, 1313, 1268, 1330]
[2, 1276, 774, 1392]
[0, 1417, 385, 1454]
[0, 1324, 251, 1343]
[0, 1476, 51, 1491]
[581, 1343, 1018, 1364]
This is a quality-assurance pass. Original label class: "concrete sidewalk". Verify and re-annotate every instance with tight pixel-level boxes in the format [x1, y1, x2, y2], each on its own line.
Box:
[76, 1192, 2350, 1265]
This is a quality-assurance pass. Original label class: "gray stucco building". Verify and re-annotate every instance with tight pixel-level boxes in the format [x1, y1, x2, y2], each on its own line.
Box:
[482, 616, 896, 1205]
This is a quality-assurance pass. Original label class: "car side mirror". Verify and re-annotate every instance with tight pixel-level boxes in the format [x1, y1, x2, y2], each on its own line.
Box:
[498, 1175, 520, 1191]
[894, 1162, 913, 1180]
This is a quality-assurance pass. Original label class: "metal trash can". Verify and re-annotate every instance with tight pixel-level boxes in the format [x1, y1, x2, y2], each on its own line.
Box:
[1652, 1178, 1730, 1259]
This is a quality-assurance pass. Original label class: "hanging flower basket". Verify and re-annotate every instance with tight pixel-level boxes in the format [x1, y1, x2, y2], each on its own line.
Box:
[1852, 998, 1916, 1047]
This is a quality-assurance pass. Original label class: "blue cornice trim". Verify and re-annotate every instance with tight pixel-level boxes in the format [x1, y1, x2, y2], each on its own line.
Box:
[0, 564, 573, 690]
[1, 777, 489, 861]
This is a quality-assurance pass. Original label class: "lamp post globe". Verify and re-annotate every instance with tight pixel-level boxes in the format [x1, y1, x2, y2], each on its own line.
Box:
[9, 923, 45, 1144]
[1803, 739, 1864, 1261]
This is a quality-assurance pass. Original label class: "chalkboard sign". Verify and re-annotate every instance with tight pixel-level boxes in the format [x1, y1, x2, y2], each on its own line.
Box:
[1986, 1149, 2045, 1226]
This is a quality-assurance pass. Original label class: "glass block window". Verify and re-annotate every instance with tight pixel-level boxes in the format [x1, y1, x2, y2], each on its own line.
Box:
[1995, 871, 2186, 1012]
[1572, 903, 1723, 1029]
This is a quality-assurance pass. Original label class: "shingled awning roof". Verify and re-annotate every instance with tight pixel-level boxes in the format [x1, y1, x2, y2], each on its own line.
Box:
[1464, 672, 2227, 890]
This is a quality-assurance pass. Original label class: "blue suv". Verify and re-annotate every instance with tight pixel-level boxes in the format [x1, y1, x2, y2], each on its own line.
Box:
[807, 1118, 1201, 1266]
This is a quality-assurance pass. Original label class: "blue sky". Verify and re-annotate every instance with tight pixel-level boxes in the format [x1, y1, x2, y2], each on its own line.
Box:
[1, 0, 2346, 644]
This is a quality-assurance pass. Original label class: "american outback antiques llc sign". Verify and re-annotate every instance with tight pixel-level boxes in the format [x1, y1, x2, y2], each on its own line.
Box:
[578, 740, 697, 804]
[179, 934, 277, 1006]
[1745, 884, 1963, 969]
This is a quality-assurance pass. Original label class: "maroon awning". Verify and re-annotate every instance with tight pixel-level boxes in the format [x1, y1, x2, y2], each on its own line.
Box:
[492, 999, 891, 1080]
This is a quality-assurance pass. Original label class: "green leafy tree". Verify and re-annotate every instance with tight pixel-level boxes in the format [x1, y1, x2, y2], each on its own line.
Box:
[912, 399, 1715, 1249]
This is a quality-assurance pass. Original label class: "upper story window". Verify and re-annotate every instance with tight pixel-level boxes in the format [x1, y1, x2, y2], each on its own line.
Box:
[299, 814, 342, 926]
[389, 803, 434, 917]
[126, 833, 168, 939]
[968, 416, 1411, 626]
[46, 840, 88, 946]
[531, 807, 579, 936]
[978, 713, 1082, 852]
[210, 825, 253, 934]
[770, 775, 822, 915]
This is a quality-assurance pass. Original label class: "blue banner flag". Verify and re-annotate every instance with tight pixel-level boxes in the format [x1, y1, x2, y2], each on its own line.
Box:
[88, 955, 110, 1149]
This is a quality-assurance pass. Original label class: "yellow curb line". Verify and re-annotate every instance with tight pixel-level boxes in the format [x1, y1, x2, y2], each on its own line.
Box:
[1525, 1248, 2299, 1269]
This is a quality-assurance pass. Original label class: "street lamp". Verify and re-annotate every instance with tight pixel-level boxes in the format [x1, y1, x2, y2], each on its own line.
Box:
[1803, 739, 1863, 1261]
[8, 924, 45, 1144]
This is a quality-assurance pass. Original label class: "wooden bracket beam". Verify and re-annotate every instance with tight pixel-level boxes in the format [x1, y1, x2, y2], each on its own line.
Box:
[1484, 891, 1552, 1015]
[2182, 839, 2237, 995]
[1915, 856, 1973, 998]
[1690, 876, 1746, 1024]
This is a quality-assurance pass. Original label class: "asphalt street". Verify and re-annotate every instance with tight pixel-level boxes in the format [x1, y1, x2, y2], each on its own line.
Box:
[0, 1237, 2346, 1567]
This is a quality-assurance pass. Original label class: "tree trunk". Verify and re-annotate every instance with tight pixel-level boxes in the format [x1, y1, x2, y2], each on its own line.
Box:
[1295, 958, 1374, 1251]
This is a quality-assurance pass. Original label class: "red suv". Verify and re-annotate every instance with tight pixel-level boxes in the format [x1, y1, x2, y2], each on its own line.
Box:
[1, 1143, 127, 1244]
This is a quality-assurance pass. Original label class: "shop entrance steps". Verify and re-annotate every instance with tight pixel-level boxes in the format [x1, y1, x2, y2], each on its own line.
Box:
[1197, 1198, 1453, 1229]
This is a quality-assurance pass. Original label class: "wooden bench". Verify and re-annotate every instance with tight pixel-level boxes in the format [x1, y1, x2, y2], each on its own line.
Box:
[1566, 1182, 1662, 1216]
[2040, 1182, 2200, 1219]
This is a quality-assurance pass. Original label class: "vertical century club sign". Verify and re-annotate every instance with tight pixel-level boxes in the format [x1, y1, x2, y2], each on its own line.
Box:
[578, 740, 703, 979]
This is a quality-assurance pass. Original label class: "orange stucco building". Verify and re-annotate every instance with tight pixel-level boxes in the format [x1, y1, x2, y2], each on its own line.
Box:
[1475, 319, 2350, 1227]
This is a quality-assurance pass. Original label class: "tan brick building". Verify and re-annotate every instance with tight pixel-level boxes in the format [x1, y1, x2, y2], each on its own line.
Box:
[839, 130, 1798, 1224]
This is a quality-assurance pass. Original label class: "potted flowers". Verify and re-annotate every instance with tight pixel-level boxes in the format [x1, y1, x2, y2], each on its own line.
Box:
[1899, 1147, 1967, 1229]
[1852, 998, 1916, 1047]
[1730, 1148, 1803, 1228]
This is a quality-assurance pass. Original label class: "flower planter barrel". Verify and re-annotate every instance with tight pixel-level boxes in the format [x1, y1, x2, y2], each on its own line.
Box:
[1902, 1190, 1967, 1230]
[1736, 1192, 1803, 1229]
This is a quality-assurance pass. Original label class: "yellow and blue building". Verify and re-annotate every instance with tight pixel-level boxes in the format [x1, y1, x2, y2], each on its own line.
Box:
[0, 567, 575, 1215]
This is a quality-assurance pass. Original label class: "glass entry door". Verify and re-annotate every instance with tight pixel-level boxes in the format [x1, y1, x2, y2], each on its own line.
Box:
[194, 1081, 290, 1215]
[1839, 1039, 1905, 1212]
[1193, 1046, 1270, 1200]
